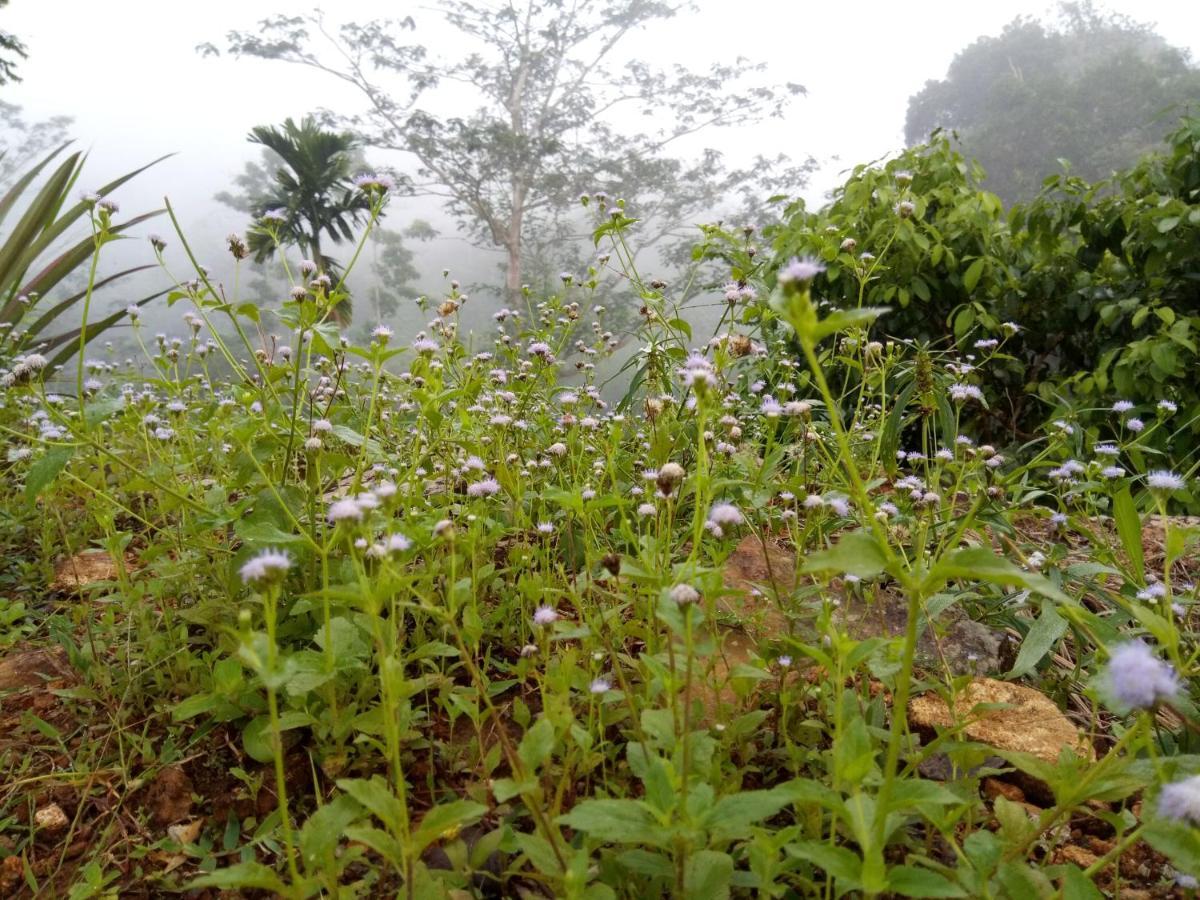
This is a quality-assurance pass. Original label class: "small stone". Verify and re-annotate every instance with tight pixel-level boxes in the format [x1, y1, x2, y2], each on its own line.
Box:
[908, 677, 1095, 764]
[982, 777, 1025, 803]
[0, 646, 74, 691]
[33, 803, 68, 833]
[1054, 845, 1099, 869]
[51, 550, 122, 591]
[167, 819, 202, 846]
[0, 856, 21, 893]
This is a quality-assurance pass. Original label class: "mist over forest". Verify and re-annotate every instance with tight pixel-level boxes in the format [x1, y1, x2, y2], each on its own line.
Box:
[4, 0, 1197, 360]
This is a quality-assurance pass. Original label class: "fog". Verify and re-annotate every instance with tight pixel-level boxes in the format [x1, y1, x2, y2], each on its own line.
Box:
[3, 0, 1199, 353]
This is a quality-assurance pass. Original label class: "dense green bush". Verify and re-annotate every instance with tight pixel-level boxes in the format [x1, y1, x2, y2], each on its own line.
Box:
[768, 119, 1200, 472]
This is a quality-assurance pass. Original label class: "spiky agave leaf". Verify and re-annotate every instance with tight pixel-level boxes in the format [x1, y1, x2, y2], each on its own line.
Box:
[0, 144, 170, 359]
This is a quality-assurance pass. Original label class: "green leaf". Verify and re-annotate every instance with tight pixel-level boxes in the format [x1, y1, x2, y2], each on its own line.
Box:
[331, 424, 382, 454]
[559, 798, 669, 847]
[1113, 487, 1144, 580]
[993, 796, 1037, 844]
[887, 865, 967, 898]
[812, 306, 890, 342]
[684, 850, 733, 900]
[343, 824, 404, 865]
[989, 749, 1060, 789]
[785, 840, 863, 889]
[312, 616, 370, 662]
[925, 546, 1070, 603]
[187, 861, 287, 893]
[802, 530, 889, 579]
[242, 712, 312, 763]
[82, 396, 125, 428]
[24, 446, 74, 504]
[412, 799, 488, 855]
[777, 778, 843, 811]
[1065, 562, 1122, 579]
[703, 789, 793, 841]
[515, 832, 565, 877]
[299, 795, 361, 868]
[171, 692, 219, 722]
[995, 860, 1055, 898]
[1007, 602, 1067, 678]
[1143, 817, 1200, 874]
[834, 714, 876, 784]
[1061, 864, 1105, 900]
[1129, 603, 1174, 646]
[887, 780, 963, 810]
[235, 519, 307, 547]
[963, 258, 985, 293]
[518, 716, 556, 771]
[338, 776, 406, 832]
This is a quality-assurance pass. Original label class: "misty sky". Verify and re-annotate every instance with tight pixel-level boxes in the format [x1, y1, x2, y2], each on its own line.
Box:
[4, 0, 1200, 305]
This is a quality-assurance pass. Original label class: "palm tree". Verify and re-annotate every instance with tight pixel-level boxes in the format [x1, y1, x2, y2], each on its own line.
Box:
[244, 116, 371, 322]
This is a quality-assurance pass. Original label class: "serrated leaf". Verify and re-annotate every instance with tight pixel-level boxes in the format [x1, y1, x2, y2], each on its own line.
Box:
[1143, 818, 1200, 875]
[299, 794, 361, 868]
[242, 711, 312, 763]
[703, 789, 793, 841]
[235, 519, 307, 546]
[1061, 864, 1105, 900]
[559, 798, 669, 846]
[337, 775, 405, 832]
[684, 850, 733, 900]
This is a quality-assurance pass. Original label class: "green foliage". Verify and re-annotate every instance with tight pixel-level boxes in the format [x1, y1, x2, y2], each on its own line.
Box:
[230, 117, 375, 325]
[769, 117, 1200, 483]
[3, 136, 1199, 899]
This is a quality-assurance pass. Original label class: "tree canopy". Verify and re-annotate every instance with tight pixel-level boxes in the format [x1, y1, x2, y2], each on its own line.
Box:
[202, 1, 809, 300]
[0, 0, 28, 86]
[905, 2, 1200, 204]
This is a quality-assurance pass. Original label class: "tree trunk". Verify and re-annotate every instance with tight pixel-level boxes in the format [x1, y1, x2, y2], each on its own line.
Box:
[505, 219, 523, 305]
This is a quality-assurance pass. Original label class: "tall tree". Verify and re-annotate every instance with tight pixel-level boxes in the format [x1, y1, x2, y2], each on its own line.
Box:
[905, 2, 1200, 204]
[0, 102, 73, 189]
[202, 2, 806, 301]
[236, 116, 374, 320]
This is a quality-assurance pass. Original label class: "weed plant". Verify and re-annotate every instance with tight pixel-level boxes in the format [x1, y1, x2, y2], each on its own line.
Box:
[0, 177, 1197, 897]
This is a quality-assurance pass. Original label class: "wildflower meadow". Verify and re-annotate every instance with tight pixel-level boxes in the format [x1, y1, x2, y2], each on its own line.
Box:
[1, 122, 1200, 898]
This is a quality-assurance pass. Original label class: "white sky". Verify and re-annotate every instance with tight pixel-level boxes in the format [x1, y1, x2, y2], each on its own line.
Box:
[4, 0, 1200, 288]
